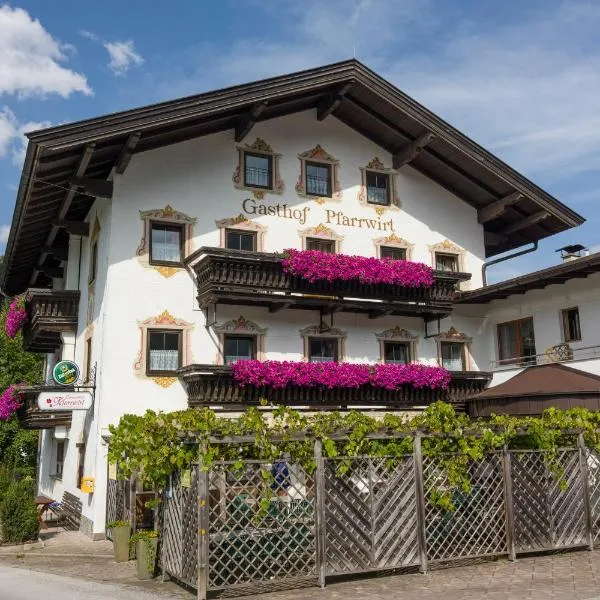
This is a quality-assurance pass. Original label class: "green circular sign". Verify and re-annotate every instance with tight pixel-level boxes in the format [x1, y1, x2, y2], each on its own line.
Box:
[52, 360, 80, 386]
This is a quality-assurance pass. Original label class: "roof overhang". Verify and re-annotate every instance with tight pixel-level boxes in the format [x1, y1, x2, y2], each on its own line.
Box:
[0, 59, 585, 295]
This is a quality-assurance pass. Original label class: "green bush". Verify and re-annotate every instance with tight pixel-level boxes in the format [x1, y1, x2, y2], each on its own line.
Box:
[0, 480, 39, 543]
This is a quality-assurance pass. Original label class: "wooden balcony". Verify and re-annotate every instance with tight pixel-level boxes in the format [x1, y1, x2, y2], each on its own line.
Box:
[23, 288, 80, 353]
[17, 388, 72, 430]
[189, 248, 471, 318]
[178, 365, 492, 411]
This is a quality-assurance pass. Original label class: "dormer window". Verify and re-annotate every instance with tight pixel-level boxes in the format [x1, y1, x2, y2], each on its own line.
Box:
[306, 162, 332, 197]
[366, 171, 390, 206]
[244, 152, 272, 189]
[150, 222, 184, 266]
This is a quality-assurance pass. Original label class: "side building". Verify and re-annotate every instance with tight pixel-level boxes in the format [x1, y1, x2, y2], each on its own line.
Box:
[0, 60, 583, 538]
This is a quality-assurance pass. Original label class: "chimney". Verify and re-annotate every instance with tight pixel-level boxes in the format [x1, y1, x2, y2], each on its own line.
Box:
[556, 244, 588, 263]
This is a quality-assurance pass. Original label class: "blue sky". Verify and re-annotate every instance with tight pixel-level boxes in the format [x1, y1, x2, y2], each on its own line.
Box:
[1, 1, 599, 282]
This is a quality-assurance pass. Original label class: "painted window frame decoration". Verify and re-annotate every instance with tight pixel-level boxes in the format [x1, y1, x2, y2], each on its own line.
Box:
[233, 137, 284, 199]
[428, 239, 466, 272]
[216, 214, 266, 252]
[358, 157, 400, 214]
[213, 316, 267, 365]
[375, 326, 418, 364]
[133, 309, 194, 388]
[136, 205, 196, 278]
[434, 327, 472, 371]
[299, 223, 343, 253]
[146, 329, 183, 376]
[300, 325, 347, 362]
[374, 233, 414, 261]
[296, 144, 342, 204]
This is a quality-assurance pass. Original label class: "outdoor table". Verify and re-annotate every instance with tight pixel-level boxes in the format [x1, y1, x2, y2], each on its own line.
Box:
[35, 495, 54, 529]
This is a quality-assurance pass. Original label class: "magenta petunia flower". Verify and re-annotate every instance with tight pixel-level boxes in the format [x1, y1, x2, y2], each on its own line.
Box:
[4, 296, 27, 339]
[0, 384, 24, 420]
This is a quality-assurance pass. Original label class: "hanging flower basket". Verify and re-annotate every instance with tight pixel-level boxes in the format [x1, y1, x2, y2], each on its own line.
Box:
[4, 296, 27, 339]
[281, 249, 434, 288]
[0, 384, 24, 421]
[231, 360, 451, 391]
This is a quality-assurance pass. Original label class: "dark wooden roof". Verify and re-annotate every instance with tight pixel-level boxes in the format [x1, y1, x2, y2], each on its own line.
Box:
[467, 363, 600, 416]
[0, 59, 584, 295]
[459, 252, 600, 304]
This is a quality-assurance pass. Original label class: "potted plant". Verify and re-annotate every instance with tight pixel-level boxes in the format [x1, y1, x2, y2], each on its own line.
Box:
[130, 530, 159, 580]
[106, 520, 131, 562]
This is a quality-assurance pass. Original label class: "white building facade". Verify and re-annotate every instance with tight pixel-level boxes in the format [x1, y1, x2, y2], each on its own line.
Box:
[0, 61, 587, 538]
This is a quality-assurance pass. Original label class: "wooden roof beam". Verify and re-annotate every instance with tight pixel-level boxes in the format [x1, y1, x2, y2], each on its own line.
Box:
[499, 211, 550, 235]
[54, 220, 90, 237]
[70, 177, 113, 199]
[234, 102, 267, 143]
[42, 245, 69, 261]
[114, 132, 141, 176]
[478, 191, 524, 224]
[393, 133, 436, 169]
[317, 83, 353, 121]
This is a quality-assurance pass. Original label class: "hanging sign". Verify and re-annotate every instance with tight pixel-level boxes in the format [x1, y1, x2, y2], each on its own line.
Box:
[37, 391, 93, 411]
[52, 360, 80, 386]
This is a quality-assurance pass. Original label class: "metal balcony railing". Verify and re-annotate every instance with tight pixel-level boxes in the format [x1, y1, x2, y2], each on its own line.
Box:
[490, 343, 600, 371]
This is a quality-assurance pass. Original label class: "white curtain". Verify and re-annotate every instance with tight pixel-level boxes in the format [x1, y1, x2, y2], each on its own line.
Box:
[149, 349, 179, 371]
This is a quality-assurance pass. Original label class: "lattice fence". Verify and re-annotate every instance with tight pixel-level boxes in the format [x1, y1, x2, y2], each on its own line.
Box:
[105, 476, 130, 541]
[158, 437, 600, 599]
[423, 453, 507, 561]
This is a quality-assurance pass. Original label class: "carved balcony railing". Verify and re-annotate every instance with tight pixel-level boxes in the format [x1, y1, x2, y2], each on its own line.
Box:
[17, 387, 72, 430]
[22, 288, 80, 353]
[178, 364, 492, 411]
[189, 248, 471, 318]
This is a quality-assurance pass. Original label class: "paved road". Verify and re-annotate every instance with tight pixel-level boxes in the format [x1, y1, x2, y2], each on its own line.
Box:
[0, 565, 176, 600]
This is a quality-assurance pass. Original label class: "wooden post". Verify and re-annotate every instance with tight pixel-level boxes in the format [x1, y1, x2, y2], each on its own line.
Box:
[502, 447, 516, 561]
[129, 474, 137, 534]
[578, 433, 594, 551]
[314, 439, 327, 589]
[413, 433, 428, 573]
[197, 449, 210, 600]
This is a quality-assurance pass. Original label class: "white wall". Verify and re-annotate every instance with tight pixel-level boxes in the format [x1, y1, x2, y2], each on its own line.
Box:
[40, 109, 489, 536]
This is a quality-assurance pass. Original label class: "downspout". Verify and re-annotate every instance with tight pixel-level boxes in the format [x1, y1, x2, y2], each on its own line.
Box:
[482, 241, 538, 286]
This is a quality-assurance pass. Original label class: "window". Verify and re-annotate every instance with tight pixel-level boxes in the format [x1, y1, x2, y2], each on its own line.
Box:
[306, 238, 335, 253]
[226, 229, 256, 251]
[89, 240, 98, 284]
[77, 444, 85, 489]
[224, 335, 255, 365]
[497, 317, 536, 365]
[146, 329, 182, 375]
[435, 252, 459, 272]
[305, 162, 332, 197]
[366, 171, 390, 206]
[244, 152, 272, 189]
[308, 337, 339, 362]
[440, 342, 466, 371]
[85, 337, 93, 383]
[54, 440, 65, 479]
[150, 222, 184, 265]
[384, 341, 410, 364]
[562, 307, 581, 342]
[380, 246, 407, 261]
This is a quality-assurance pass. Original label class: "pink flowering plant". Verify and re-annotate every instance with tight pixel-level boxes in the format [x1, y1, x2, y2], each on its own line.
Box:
[281, 249, 435, 288]
[232, 360, 451, 391]
[0, 384, 24, 421]
[4, 295, 27, 338]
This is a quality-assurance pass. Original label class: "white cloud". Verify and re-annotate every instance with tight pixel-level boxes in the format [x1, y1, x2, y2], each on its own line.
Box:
[0, 5, 91, 98]
[79, 31, 143, 76]
[0, 224, 10, 245]
[0, 106, 51, 166]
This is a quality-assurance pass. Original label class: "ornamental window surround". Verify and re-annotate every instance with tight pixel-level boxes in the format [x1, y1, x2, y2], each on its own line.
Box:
[213, 316, 267, 365]
[374, 233, 414, 261]
[376, 327, 418, 365]
[136, 205, 196, 279]
[300, 325, 346, 362]
[299, 224, 343, 253]
[435, 327, 473, 371]
[358, 158, 400, 214]
[134, 310, 194, 387]
[233, 138, 284, 198]
[428, 239, 465, 273]
[216, 214, 266, 252]
[296, 144, 342, 203]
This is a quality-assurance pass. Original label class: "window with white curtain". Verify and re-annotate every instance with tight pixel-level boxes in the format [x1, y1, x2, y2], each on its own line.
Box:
[147, 329, 181, 374]
[150, 222, 183, 265]
[440, 341, 465, 371]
